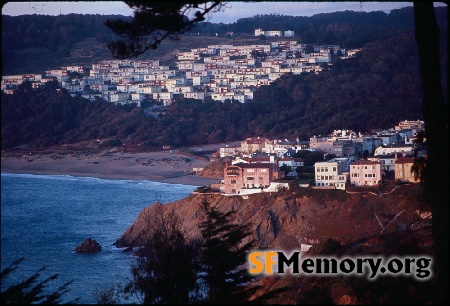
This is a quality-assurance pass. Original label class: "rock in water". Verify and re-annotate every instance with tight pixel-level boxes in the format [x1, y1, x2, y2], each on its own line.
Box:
[73, 238, 101, 253]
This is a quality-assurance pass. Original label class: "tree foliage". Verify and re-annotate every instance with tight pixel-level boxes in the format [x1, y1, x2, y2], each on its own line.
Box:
[122, 204, 200, 304]
[1, 258, 76, 304]
[105, 1, 225, 58]
[413, 3, 448, 302]
[197, 196, 258, 303]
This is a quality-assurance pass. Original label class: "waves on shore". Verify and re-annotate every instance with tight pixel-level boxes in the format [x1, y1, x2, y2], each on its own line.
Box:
[1, 172, 198, 188]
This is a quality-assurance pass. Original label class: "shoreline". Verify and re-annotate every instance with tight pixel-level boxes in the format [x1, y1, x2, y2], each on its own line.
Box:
[1, 148, 221, 187]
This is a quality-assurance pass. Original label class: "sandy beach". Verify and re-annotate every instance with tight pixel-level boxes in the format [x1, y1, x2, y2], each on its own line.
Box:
[1, 145, 224, 186]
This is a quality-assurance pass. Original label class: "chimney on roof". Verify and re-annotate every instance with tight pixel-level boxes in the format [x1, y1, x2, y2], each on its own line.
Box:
[394, 152, 398, 160]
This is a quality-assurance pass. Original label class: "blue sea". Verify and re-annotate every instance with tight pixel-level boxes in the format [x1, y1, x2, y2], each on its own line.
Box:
[1, 172, 196, 304]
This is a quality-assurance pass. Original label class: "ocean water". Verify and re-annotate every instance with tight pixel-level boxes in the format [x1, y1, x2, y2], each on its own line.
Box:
[1, 173, 196, 304]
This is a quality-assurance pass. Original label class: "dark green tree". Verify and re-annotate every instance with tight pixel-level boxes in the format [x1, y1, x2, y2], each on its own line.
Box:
[250, 50, 267, 60]
[105, 1, 225, 58]
[305, 44, 314, 54]
[1, 258, 76, 304]
[122, 204, 201, 304]
[294, 150, 325, 166]
[197, 196, 257, 304]
[279, 163, 291, 178]
[413, 3, 448, 302]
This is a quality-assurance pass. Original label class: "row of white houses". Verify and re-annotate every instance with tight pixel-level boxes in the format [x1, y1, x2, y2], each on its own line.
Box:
[2, 41, 359, 106]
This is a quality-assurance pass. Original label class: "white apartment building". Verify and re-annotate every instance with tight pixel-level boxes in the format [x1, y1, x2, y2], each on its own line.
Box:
[284, 30, 295, 37]
[314, 158, 349, 190]
[374, 144, 414, 156]
[152, 92, 173, 105]
[184, 92, 209, 100]
[103, 92, 129, 103]
[192, 75, 211, 86]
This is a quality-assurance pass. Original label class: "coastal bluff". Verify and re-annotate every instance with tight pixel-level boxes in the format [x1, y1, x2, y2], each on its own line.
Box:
[113, 185, 435, 304]
[114, 185, 430, 250]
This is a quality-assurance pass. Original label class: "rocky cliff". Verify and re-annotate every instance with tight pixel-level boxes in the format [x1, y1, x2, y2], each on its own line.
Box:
[114, 184, 435, 303]
[115, 184, 430, 250]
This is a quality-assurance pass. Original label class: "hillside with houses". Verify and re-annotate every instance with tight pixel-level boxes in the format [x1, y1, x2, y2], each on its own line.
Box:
[195, 119, 425, 195]
[1, 29, 429, 150]
[2, 41, 350, 105]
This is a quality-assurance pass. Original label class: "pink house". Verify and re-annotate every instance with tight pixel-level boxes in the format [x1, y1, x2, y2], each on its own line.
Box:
[349, 159, 382, 186]
[223, 163, 282, 194]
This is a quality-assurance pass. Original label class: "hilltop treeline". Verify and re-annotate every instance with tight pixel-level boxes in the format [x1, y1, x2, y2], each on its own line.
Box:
[3, 29, 442, 150]
[1, 14, 130, 74]
[2, 7, 446, 72]
[1, 13, 129, 51]
[3, 7, 447, 76]
[195, 6, 446, 46]
[195, 8, 413, 47]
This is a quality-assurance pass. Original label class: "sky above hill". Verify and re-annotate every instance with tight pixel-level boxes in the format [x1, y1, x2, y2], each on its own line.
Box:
[3, 1, 446, 24]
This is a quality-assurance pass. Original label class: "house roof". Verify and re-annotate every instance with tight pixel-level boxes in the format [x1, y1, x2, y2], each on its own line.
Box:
[231, 162, 276, 169]
[245, 137, 267, 144]
[379, 143, 413, 149]
[240, 156, 272, 163]
[395, 157, 416, 164]
[372, 153, 415, 159]
[351, 159, 381, 165]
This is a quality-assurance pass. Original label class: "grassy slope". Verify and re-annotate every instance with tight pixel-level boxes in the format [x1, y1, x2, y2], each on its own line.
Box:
[7, 36, 277, 75]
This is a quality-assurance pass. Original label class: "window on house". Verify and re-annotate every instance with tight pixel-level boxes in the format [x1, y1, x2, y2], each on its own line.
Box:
[259, 177, 264, 181]
[231, 180, 236, 184]
[333, 167, 336, 171]
[247, 177, 254, 180]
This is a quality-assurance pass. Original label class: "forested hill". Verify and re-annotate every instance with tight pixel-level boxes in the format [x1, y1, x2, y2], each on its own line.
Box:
[3, 28, 447, 150]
